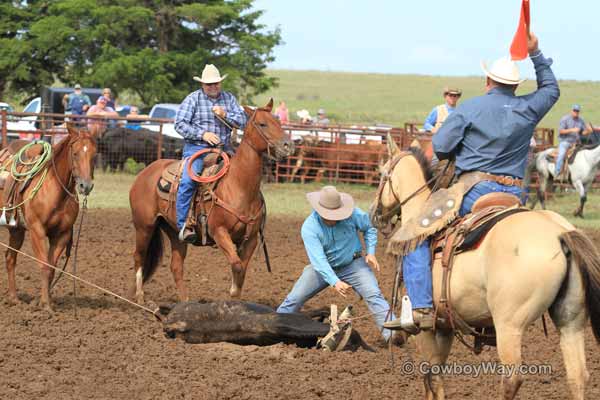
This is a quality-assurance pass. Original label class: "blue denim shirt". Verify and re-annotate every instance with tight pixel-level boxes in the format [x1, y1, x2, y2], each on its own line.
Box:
[433, 50, 560, 179]
[301, 208, 377, 286]
[175, 89, 246, 152]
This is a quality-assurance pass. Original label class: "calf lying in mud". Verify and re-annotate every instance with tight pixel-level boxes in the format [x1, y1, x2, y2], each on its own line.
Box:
[158, 301, 373, 351]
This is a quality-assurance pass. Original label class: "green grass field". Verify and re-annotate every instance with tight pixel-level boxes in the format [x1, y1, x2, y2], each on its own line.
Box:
[91, 171, 599, 229]
[255, 70, 600, 134]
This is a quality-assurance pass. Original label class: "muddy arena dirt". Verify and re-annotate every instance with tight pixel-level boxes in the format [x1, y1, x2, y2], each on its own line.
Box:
[1, 210, 599, 399]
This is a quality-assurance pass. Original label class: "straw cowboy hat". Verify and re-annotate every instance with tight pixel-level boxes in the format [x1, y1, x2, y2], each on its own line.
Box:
[193, 64, 228, 84]
[481, 58, 525, 85]
[443, 87, 462, 96]
[307, 186, 355, 221]
[296, 109, 312, 121]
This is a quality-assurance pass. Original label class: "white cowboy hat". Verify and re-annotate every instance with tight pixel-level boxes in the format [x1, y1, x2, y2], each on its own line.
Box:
[480, 58, 525, 85]
[193, 64, 228, 84]
[306, 186, 355, 221]
[296, 109, 312, 120]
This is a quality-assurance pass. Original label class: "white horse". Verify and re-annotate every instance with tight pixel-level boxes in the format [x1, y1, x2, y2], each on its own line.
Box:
[527, 144, 600, 217]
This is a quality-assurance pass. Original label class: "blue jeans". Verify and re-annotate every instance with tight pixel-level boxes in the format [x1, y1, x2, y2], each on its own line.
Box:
[277, 257, 395, 341]
[176, 143, 208, 230]
[403, 181, 523, 309]
[555, 140, 573, 176]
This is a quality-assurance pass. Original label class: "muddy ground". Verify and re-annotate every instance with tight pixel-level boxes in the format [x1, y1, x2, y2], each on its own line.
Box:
[0, 210, 599, 399]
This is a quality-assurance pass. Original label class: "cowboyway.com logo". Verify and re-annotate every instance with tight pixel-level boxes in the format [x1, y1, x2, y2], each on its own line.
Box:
[400, 360, 553, 378]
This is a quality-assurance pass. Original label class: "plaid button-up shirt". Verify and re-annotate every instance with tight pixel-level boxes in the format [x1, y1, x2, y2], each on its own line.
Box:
[175, 89, 246, 150]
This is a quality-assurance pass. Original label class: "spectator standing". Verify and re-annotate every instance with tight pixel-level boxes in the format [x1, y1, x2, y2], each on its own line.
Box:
[86, 96, 118, 135]
[275, 101, 289, 124]
[314, 108, 330, 125]
[67, 84, 92, 120]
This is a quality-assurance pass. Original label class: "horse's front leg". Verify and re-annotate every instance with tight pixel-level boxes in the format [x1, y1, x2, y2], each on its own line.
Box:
[28, 224, 54, 311]
[212, 226, 246, 298]
[415, 330, 450, 400]
[48, 229, 73, 292]
[572, 179, 586, 217]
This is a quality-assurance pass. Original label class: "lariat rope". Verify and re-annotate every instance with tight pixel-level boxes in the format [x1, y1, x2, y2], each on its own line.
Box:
[0, 141, 52, 211]
[0, 238, 157, 315]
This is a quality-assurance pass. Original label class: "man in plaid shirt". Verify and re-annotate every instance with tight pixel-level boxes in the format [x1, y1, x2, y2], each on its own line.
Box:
[175, 64, 247, 243]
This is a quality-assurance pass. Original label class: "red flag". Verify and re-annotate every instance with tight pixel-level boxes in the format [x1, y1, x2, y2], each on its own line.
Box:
[510, 0, 530, 60]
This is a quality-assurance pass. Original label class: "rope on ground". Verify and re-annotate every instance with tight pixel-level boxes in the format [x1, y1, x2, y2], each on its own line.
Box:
[0, 238, 157, 316]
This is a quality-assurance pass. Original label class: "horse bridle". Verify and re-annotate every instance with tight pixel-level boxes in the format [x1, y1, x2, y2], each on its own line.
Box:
[245, 109, 287, 159]
[51, 133, 92, 199]
[372, 151, 445, 234]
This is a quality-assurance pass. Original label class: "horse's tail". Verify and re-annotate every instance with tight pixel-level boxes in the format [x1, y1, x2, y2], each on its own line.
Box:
[142, 222, 164, 283]
[560, 230, 600, 342]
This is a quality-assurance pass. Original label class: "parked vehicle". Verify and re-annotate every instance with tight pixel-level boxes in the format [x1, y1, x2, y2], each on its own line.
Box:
[145, 103, 181, 138]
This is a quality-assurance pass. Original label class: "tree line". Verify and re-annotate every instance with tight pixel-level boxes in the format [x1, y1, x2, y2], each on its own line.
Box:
[0, 0, 281, 106]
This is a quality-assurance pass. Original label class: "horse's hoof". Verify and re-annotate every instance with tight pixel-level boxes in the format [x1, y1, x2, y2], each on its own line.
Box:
[6, 295, 20, 306]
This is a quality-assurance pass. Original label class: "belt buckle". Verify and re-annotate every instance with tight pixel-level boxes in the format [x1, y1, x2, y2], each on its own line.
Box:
[353, 252, 362, 260]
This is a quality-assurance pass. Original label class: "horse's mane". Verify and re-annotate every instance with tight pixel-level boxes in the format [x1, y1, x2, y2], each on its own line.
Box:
[408, 146, 434, 187]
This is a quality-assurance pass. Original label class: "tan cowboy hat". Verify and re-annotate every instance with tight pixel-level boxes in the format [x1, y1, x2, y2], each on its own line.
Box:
[307, 186, 355, 221]
[481, 57, 525, 85]
[193, 64, 228, 84]
[443, 87, 462, 96]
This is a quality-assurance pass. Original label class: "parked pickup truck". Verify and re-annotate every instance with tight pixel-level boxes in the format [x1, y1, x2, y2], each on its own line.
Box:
[145, 103, 181, 138]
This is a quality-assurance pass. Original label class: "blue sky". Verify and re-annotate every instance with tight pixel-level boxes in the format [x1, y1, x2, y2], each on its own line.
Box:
[253, 0, 600, 81]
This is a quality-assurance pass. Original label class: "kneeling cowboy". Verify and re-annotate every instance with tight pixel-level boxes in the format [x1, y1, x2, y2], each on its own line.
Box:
[384, 33, 559, 332]
[174, 64, 247, 243]
[277, 186, 396, 343]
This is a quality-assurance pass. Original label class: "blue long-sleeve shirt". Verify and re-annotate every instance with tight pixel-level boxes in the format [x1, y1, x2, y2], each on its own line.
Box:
[423, 104, 455, 132]
[433, 50, 559, 179]
[175, 89, 247, 151]
[301, 208, 377, 286]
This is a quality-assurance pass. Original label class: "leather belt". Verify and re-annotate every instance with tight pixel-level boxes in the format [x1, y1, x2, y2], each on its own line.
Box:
[353, 251, 363, 260]
[459, 171, 522, 187]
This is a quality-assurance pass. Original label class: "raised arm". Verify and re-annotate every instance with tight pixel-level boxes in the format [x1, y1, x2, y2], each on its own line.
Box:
[524, 33, 560, 121]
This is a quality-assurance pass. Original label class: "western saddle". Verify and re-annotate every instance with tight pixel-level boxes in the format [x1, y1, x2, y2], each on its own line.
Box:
[431, 190, 526, 353]
[156, 153, 225, 246]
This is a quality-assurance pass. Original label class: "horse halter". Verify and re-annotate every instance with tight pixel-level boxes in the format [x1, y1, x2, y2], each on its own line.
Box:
[246, 109, 287, 159]
[52, 133, 93, 198]
[372, 151, 441, 235]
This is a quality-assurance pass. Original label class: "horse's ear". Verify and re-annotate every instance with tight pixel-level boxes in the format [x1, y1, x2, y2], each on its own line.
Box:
[410, 138, 421, 149]
[66, 122, 79, 137]
[243, 106, 254, 116]
[264, 98, 273, 112]
[387, 133, 400, 158]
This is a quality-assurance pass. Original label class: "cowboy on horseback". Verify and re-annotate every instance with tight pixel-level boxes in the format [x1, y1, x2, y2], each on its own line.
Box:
[554, 104, 592, 179]
[174, 64, 247, 243]
[383, 32, 560, 332]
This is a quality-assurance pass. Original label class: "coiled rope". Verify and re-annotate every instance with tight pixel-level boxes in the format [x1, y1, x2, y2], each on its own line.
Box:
[0, 140, 52, 211]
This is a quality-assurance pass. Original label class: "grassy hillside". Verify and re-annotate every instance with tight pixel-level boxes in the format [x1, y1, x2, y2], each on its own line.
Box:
[256, 70, 600, 132]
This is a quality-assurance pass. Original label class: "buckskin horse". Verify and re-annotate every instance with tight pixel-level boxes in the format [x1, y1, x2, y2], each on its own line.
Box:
[129, 99, 293, 303]
[0, 125, 97, 311]
[370, 136, 600, 399]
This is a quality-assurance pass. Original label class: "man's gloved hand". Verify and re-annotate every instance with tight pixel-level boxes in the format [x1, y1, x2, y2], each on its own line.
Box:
[202, 131, 221, 145]
[212, 106, 226, 118]
[333, 281, 352, 298]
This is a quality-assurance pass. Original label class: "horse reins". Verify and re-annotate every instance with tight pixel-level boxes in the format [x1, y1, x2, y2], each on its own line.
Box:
[373, 151, 449, 236]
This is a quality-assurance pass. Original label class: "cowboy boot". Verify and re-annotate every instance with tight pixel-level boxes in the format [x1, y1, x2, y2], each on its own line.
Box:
[383, 309, 435, 332]
[178, 225, 198, 244]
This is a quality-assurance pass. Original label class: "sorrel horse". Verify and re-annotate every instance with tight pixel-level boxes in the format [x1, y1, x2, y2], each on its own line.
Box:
[1, 125, 97, 311]
[129, 99, 293, 303]
[370, 137, 600, 399]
